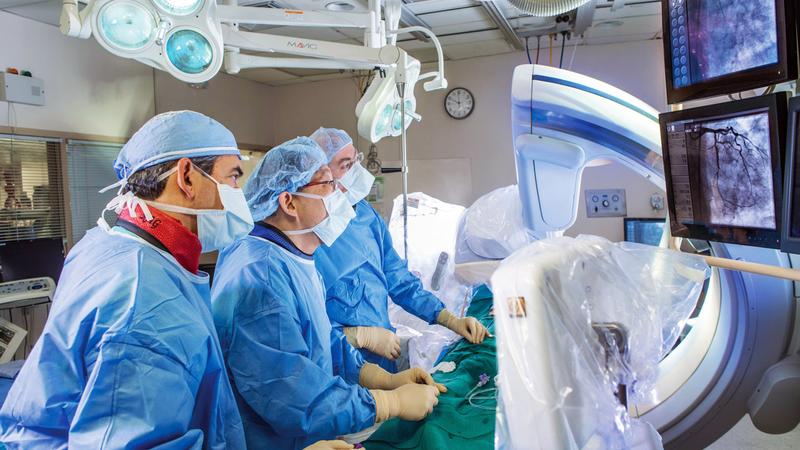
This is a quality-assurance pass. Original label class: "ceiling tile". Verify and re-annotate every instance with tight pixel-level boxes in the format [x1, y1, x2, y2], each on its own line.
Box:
[421, 5, 489, 27]
[444, 38, 513, 59]
[431, 21, 496, 36]
[440, 28, 503, 44]
[3, 0, 61, 25]
[583, 33, 661, 46]
[406, 47, 440, 64]
[406, 0, 476, 15]
[588, 14, 661, 38]
[399, 28, 502, 51]
[593, 2, 660, 21]
[0, 0, 49, 8]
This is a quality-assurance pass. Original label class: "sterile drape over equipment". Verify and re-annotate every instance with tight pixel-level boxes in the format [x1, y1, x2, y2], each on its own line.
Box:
[492, 236, 709, 449]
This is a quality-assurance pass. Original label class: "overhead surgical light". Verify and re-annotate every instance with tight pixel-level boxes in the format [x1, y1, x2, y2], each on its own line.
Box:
[356, 59, 421, 142]
[97, 1, 156, 51]
[61, 0, 448, 144]
[165, 29, 214, 74]
[78, 0, 224, 82]
[152, 0, 204, 16]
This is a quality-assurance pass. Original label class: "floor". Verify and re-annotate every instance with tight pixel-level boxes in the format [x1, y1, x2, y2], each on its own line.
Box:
[707, 416, 800, 450]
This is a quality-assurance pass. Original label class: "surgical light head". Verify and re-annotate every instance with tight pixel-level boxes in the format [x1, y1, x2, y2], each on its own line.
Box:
[152, 0, 203, 16]
[356, 59, 421, 143]
[97, 1, 156, 51]
[74, 0, 225, 83]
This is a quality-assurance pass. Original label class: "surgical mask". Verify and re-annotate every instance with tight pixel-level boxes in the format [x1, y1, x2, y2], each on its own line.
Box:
[339, 159, 376, 205]
[145, 165, 254, 252]
[285, 189, 355, 247]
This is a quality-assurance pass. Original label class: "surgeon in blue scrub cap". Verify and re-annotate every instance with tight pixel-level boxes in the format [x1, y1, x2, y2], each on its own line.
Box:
[311, 127, 490, 373]
[211, 137, 445, 450]
[0, 111, 253, 449]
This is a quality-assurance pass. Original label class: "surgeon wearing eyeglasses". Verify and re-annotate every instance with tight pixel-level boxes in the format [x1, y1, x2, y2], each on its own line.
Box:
[211, 137, 444, 450]
[311, 128, 490, 373]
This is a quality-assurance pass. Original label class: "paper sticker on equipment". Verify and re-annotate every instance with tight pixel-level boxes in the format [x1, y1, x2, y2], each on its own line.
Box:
[507, 297, 527, 318]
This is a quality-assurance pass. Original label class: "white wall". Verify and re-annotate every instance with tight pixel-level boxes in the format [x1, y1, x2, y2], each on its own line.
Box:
[154, 71, 275, 146]
[0, 11, 276, 146]
[0, 11, 154, 138]
[271, 39, 669, 241]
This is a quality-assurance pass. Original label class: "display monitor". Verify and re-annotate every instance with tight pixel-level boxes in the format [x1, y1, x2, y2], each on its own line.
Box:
[624, 218, 666, 247]
[660, 92, 789, 248]
[662, 0, 797, 104]
[781, 96, 800, 253]
[0, 238, 65, 283]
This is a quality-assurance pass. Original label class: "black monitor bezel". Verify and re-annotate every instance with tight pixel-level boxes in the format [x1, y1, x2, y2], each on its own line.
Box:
[623, 218, 666, 245]
[781, 96, 800, 254]
[661, 0, 798, 104]
[660, 92, 789, 249]
[0, 238, 65, 283]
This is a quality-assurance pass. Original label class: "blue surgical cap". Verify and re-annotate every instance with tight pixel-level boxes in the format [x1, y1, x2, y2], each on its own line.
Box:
[244, 136, 327, 222]
[309, 127, 353, 162]
[113, 110, 241, 180]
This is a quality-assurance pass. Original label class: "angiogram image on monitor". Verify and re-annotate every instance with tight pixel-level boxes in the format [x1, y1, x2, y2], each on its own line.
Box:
[661, 92, 787, 249]
[670, 0, 778, 89]
[692, 111, 775, 228]
[663, 0, 797, 103]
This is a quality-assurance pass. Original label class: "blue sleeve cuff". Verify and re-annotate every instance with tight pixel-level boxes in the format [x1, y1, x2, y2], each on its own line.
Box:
[428, 301, 446, 325]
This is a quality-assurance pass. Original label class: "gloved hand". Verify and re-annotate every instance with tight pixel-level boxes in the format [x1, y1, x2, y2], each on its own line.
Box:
[303, 440, 354, 450]
[437, 309, 491, 344]
[371, 384, 440, 422]
[344, 326, 400, 360]
[360, 363, 447, 393]
[389, 367, 447, 394]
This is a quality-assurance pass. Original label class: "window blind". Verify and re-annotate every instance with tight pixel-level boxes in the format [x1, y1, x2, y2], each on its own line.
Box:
[0, 135, 66, 243]
[66, 140, 123, 245]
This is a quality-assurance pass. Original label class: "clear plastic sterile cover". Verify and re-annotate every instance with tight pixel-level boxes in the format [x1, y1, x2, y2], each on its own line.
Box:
[387, 192, 472, 371]
[454, 185, 557, 274]
[491, 235, 709, 450]
[463, 185, 537, 260]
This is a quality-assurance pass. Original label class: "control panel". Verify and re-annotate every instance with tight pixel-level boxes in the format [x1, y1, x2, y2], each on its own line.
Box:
[0, 277, 55, 308]
[585, 189, 627, 218]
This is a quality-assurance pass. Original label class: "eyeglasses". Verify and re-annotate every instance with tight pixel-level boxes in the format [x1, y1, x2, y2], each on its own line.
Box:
[301, 179, 341, 190]
[344, 152, 365, 171]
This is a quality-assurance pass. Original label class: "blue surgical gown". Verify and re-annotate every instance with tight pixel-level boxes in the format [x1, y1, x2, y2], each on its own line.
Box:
[0, 226, 245, 449]
[315, 200, 446, 372]
[211, 223, 377, 450]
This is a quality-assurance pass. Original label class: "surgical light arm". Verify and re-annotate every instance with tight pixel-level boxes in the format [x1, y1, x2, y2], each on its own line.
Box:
[221, 27, 403, 73]
[59, 0, 448, 144]
[216, 5, 372, 29]
[59, 0, 92, 38]
[61, 0, 445, 80]
[388, 26, 448, 92]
